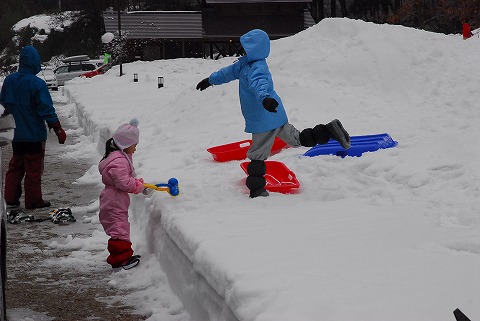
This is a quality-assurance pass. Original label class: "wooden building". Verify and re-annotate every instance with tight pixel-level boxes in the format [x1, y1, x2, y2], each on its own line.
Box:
[103, 0, 314, 61]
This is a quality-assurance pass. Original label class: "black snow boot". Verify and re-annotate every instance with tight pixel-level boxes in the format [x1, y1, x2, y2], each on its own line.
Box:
[300, 119, 351, 149]
[121, 255, 141, 270]
[326, 119, 351, 149]
[246, 160, 269, 198]
[299, 125, 330, 147]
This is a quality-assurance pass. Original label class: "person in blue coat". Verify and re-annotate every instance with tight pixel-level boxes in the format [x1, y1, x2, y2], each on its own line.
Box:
[197, 29, 350, 198]
[0, 45, 66, 209]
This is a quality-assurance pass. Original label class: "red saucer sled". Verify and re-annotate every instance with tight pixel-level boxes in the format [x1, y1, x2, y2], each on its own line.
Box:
[240, 161, 300, 194]
[208, 137, 288, 162]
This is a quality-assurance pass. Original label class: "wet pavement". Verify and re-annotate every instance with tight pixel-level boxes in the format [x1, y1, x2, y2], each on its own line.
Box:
[2, 93, 146, 320]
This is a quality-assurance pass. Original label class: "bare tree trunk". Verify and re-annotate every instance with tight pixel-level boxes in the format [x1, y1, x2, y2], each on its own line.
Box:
[312, 0, 326, 22]
[381, 0, 392, 16]
[318, 0, 325, 20]
[339, 0, 348, 16]
[331, 0, 337, 17]
[310, 0, 318, 22]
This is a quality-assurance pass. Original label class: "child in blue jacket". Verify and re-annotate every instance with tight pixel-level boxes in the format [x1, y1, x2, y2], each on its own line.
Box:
[197, 29, 350, 198]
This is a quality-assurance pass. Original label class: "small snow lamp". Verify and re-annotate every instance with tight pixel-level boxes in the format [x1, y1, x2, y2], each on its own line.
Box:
[158, 77, 164, 88]
[134, 73, 138, 82]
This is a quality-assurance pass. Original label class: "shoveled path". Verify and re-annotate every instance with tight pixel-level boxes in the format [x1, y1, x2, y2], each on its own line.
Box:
[2, 94, 146, 321]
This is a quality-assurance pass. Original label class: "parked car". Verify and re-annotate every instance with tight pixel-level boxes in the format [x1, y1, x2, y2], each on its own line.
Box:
[36, 66, 58, 91]
[54, 55, 96, 86]
[0, 112, 15, 321]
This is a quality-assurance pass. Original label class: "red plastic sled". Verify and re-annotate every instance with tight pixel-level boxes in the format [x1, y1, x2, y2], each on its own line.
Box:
[240, 161, 300, 194]
[208, 137, 287, 162]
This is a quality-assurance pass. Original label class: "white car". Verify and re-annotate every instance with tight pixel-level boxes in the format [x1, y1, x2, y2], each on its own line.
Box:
[54, 55, 96, 86]
[36, 66, 58, 91]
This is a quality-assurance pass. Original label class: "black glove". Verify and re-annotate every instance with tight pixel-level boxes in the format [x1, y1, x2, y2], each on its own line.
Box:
[262, 97, 278, 113]
[196, 78, 211, 91]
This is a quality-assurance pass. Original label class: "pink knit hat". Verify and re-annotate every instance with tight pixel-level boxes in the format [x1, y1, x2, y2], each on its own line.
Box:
[113, 118, 140, 150]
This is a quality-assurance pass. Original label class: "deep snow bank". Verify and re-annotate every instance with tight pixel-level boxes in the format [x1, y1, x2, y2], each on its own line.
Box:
[63, 18, 480, 321]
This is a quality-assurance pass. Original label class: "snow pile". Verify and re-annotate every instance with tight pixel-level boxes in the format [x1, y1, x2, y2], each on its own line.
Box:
[51, 18, 480, 321]
[12, 12, 79, 43]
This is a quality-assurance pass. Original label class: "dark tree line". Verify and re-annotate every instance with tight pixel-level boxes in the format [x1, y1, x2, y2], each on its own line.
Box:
[0, 0, 112, 67]
[310, 0, 403, 22]
[310, 0, 478, 33]
[386, 0, 480, 33]
[1, 0, 477, 67]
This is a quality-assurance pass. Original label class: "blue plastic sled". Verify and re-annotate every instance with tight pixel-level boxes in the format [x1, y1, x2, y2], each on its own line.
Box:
[303, 133, 398, 158]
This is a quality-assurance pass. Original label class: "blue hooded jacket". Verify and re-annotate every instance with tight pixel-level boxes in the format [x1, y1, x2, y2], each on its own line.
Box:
[0, 46, 59, 142]
[208, 29, 288, 134]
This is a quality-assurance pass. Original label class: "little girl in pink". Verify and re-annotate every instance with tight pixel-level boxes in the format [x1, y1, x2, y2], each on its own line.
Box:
[98, 118, 145, 270]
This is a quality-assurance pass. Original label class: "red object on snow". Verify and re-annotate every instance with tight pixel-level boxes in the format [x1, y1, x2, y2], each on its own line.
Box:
[207, 137, 288, 162]
[81, 64, 107, 78]
[240, 160, 300, 194]
[463, 23, 472, 39]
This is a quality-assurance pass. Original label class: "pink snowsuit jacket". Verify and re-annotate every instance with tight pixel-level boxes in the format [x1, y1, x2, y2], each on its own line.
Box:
[99, 151, 139, 241]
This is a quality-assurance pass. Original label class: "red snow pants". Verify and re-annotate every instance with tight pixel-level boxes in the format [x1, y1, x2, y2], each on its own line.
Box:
[106, 239, 134, 267]
[4, 142, 45, 208]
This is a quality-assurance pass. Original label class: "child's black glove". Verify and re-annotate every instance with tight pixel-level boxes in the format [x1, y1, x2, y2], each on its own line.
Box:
[262, 97, 278, 113]
[196, 78, 212, 91]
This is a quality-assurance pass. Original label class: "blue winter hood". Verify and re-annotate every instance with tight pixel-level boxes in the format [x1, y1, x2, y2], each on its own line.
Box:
[18, 46, 41, 75]
[240, 29, 270, 62]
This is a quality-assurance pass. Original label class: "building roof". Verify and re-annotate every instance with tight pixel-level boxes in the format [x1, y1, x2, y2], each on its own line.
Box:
[103, 11, 203, 39]
[103, 1, 315, 41]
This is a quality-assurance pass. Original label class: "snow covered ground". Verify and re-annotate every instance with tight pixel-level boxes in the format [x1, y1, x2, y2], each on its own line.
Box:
[12, 18, 480, 321]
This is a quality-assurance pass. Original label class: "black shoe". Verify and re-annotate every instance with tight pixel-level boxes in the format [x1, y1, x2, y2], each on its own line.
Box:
[6, 202, 20, 208]
[121, 255, 141, 270]
[6, 204, 20, 211]
[250, 188, 269, 198]
[25, 200, 51, 209]
[326, 119, 351, 149]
